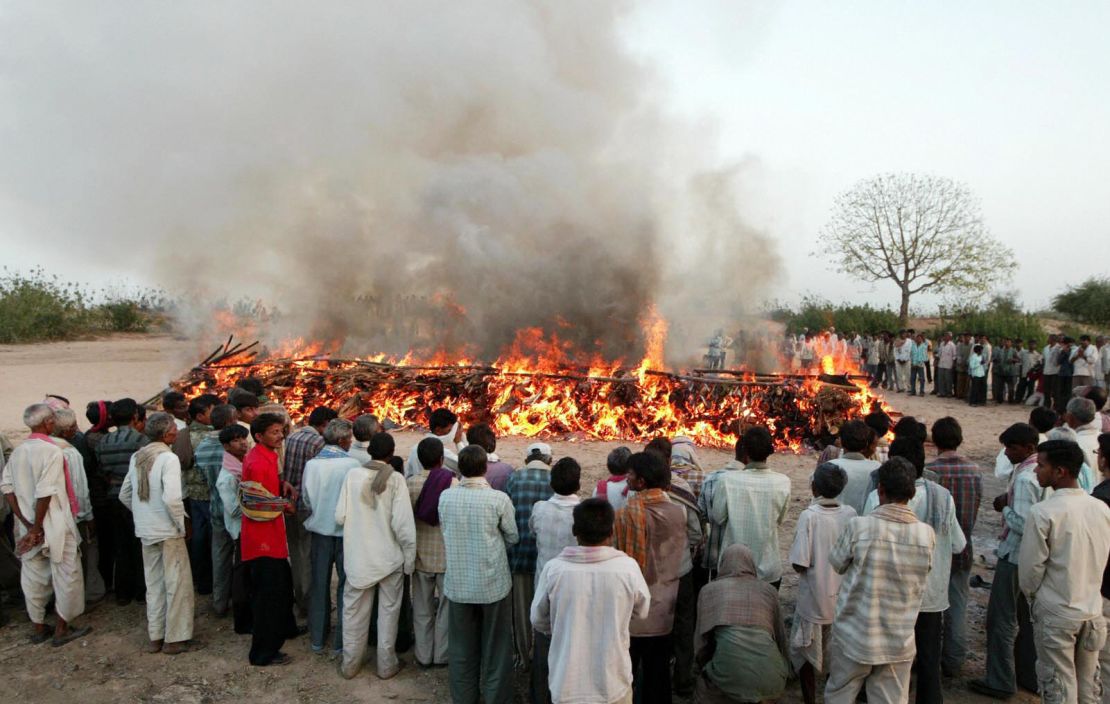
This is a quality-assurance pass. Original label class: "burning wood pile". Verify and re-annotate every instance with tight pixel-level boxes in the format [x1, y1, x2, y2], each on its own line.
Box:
[162, 337, 884, 451]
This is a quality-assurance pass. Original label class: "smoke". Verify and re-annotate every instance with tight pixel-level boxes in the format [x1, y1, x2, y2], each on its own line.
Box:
[0, 1, 781, 364]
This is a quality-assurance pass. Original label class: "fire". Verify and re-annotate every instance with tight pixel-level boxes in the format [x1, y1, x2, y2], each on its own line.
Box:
[173, 329, 888, 452]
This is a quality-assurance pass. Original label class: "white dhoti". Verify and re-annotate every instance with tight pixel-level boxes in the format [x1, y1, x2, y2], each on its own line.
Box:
[142, 537, 195, 643]
[342, 570, 404, 677]
[22, 536, 84, 624]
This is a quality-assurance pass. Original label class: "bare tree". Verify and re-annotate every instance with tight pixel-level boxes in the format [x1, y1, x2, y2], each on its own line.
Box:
[816, 173, 1014, 326]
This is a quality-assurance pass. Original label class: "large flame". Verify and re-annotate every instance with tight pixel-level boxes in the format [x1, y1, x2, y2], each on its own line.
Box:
[175, 326, 888, 452]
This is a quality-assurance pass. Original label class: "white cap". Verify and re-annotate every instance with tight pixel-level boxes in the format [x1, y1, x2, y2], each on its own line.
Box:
[527, 442, 553, 457]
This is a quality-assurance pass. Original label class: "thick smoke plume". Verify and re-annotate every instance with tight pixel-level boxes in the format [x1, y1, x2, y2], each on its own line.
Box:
[0, 1, 781, 365]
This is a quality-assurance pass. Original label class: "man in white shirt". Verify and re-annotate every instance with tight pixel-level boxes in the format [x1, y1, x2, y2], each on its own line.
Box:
[531, 498, 651, 704]
[1, 404, 90, 646]
[1064, 397, 1101, 475]
[302, 418, 361, 655]
[335, 431, 416, 680]
[404, 408, 467, 478]
[709, 427, 791, 587]
[895, 331, 914, 393]
[936, 333, 957, 398]
[51, 407, 104, 604]
[1043, 335, 1062, 410]
[1020, 439, 1110, 704]
[831, 420, 883, 515]
[347, 414, 381, 465]
[119, 412, 196, 654]
[1071, 335, 1100, 388]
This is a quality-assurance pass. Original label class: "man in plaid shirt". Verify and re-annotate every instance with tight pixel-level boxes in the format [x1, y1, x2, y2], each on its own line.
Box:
[505, 442, 554, 668]
[282, 406, 338, 614]
[925, 417, 982, 679]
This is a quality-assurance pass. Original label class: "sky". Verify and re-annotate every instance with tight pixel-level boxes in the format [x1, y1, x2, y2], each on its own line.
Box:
[1, 0, 1108, 314]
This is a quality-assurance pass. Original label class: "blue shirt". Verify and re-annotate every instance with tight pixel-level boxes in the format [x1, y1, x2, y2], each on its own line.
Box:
[505, 461, 554, 574]
[911, 342, 929, 365]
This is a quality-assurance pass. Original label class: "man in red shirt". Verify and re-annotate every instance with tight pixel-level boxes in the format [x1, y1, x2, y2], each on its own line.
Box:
[241, 412, 303, 666]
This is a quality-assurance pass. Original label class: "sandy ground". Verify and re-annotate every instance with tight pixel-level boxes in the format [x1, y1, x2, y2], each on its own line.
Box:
[0, 335, 1039, 703]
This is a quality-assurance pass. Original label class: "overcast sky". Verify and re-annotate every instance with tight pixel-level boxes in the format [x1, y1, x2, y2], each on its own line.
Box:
[2, 1, 1107, 313]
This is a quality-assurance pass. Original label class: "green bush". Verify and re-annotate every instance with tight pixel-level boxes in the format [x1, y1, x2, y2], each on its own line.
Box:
[0, 267, 163, 343]
[773, 296, 901, 335]
[1053, 277, 1110, 326]
[928, 294, 1045, 344]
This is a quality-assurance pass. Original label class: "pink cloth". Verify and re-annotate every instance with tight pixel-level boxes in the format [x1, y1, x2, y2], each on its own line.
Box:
[222, 451, 243, 478]
[28, 433, 79, 517]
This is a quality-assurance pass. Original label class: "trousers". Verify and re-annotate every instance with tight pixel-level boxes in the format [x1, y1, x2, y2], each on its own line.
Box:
[1099, 598, 1110, 704]
[79, 521, 106, 602]
[112, 502, 146, 602]
[824, 647, 912, 704]
[186, 499, 212, 594]
[942, 567, 971, 675]
[915, 610, 943, 704]
[983, 558, 1039, 693]
[631, 634, 673, 704]
[1044, 374, 1060, 409]
[246, 557, 298, 666]
[308, 532, 345, 652]
[895, 361, 909, 391]
[448, 596, 515, 704]
[512, 572, 535, 666]
[936, 368, 954, 397]
[342, 570, 403, 677]
[22, 537, 84, 623]
[285, 510, 312, 614]
[911, 365, 927, 395]
[1032, 604, 1106, 704]
[672, 571, 697, 694]
[141, 537, 194, 643]
[211, 520, 234, 614]
[412, 570, 449, 665]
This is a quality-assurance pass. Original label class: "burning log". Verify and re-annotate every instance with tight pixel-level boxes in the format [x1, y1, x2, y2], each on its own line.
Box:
[159, 338, 886, 451]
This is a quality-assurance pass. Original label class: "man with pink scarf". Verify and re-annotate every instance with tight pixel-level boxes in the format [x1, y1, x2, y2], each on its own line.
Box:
[1, 403, 91, 646]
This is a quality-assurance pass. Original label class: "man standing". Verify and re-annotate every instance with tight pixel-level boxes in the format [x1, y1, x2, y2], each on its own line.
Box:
[895, 330, 913, 393]
[1019, 439, 1110, 704]
[119, 412, 197, 654]
[52, 408, 104, 604]
[505, 442, 555, 668]
[194, 404, 237, 616]
[936, 333, 957, 398]
[824, 458, 935, 704]
[405, 408, 467, 478]
[955, 333, 972, 399]
[530, 498, 651, 704]
[1071, 335, 1099, 389]
[302, 418, 361, 656]
[1064, 397, 1101, 472]
[970, 423, 1045, 698]
[440, 445, 519, 704]
[242, 412, 302, 666]
[283, 406, 338, 616]
[1043, 335, 1062, 409]
[708, 426, 791, 587]
[2, 404, 92, 646]
[1003, 339, 1022, 404]
[94, 398, 149, 605]
[613, 451, 687, 704]
[335, 431, 416, 680]
[347, 414, 381, 465]
[183, 394, 218, 596]
[1017, 339, 1042, 403]
[925, 418, 982, 678]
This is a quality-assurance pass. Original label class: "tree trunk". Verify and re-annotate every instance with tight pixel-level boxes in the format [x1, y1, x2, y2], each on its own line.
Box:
[899, 288, 911, 328]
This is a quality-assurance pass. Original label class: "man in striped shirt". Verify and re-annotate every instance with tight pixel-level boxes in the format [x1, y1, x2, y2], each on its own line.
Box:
[825, 457, 935, 704]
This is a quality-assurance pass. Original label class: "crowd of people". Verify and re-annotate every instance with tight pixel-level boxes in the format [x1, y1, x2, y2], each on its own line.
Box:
[784, 328, 1110, 411]
[3, 377, 1110, 704]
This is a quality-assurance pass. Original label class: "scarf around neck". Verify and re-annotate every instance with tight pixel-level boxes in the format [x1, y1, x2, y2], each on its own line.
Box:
[613, 488, 669, 576]
[222, 451, 244, 478]
[596, 474, 629, 499]
[559, 545, 624, 564]
[134, 441, 171, 502]
[414, 466, 455, 526]
[695, 544, 780, 651]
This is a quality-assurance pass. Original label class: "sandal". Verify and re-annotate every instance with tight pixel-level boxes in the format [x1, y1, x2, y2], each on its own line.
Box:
[30, 629, 52, 645]
[52, 625, 93, 647]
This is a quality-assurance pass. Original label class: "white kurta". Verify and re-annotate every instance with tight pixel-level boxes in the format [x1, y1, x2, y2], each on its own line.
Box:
[0, 438, 83, 622]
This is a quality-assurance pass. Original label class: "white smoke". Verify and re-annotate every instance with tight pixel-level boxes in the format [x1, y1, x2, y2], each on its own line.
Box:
[0, 1, 781, 363]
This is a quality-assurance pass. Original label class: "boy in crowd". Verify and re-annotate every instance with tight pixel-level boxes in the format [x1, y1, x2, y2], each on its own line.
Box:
[531, 498, 651, 704]
[467, 424, 514, 491]
[407, 437, 458, 667]
[529, 457, 582, 704]
[709, 426, 790, 588]
[825, 458, 936, 704]
[193, 403, 238, 616]
[789, 462, 856, 704]
[594, 446, 632, 510]
[830, 420, 883, 515]
[440, 445, 519, 703]
[215, 423, 250, 632]
[925, 417, 982, 677]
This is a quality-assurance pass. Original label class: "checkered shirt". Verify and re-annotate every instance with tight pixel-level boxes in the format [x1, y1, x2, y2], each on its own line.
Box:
[505, 462, 554, 574]
[926, 452, 983, 570]
[439, 477, 518, 604]
[672, 465, 705, 501]
[407, 470, 454, 573]
[194, 433, 226, 528]
[283, 425, 324, 498]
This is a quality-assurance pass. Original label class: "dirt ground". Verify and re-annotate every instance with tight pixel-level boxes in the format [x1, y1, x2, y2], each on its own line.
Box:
[0, 335, 1039, 703]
